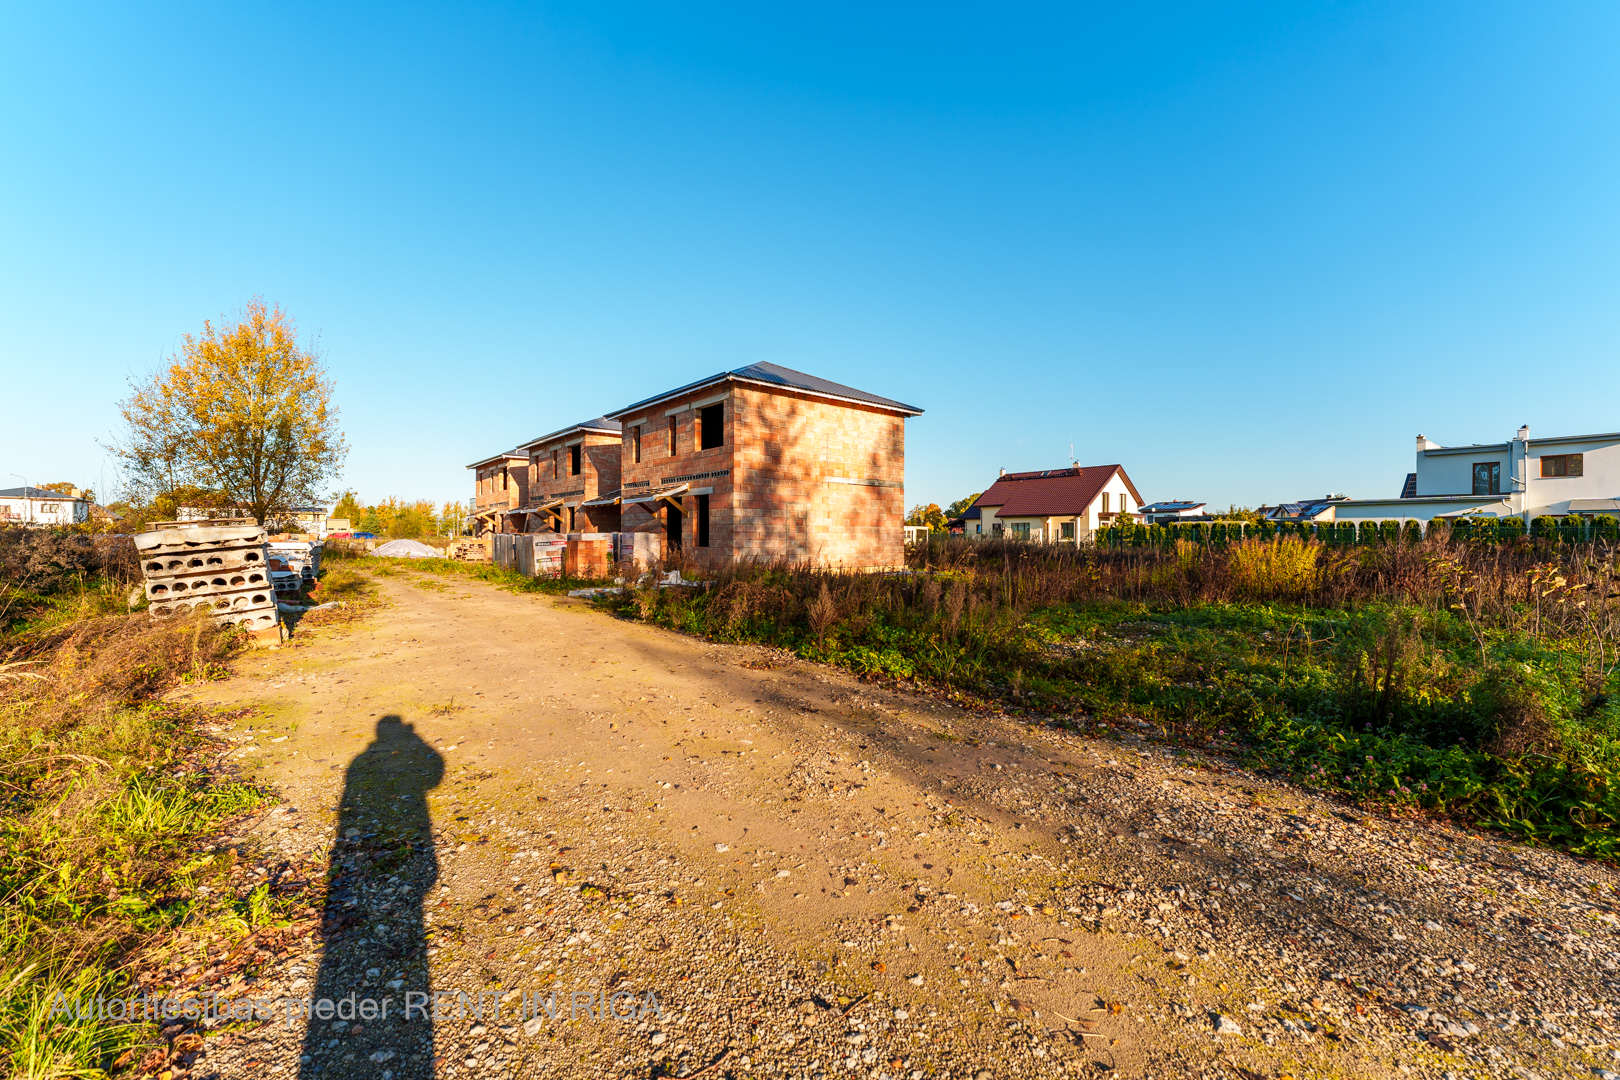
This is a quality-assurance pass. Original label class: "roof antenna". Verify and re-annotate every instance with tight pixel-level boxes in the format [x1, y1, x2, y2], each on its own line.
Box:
[1070, 442, 1079, 470]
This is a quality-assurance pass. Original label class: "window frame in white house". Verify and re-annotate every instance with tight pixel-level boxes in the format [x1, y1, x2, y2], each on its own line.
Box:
[1541, 454, 1584, 478]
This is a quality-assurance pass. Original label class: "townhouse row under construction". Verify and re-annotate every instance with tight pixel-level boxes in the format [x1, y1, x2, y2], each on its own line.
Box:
[467, 363, 924, 572]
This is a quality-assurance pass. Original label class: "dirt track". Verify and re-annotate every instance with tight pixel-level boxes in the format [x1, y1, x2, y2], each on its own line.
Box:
[172, 567, 1620, 1080]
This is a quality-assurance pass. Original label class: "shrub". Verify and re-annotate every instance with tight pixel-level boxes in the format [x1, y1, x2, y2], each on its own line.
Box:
[1226, 537, 1320, 600]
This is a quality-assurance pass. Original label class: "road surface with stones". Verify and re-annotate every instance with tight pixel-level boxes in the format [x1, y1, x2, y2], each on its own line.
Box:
[175, 566, 1620, 1080]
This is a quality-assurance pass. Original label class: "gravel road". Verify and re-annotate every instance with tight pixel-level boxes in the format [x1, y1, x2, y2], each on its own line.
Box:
[156, 569, 1620, 1080]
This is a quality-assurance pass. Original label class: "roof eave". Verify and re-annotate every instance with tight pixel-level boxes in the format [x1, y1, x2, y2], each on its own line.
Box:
[517, 423, 622, 451]
[608, 372, 923, 420]
[465, 451, 527, 470]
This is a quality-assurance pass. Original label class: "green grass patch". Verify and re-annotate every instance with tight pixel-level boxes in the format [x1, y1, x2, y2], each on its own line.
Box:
[0, 614, 274, 1078]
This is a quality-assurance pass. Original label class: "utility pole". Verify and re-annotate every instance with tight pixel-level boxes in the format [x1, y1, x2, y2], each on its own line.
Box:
[9, 473, 30, 526]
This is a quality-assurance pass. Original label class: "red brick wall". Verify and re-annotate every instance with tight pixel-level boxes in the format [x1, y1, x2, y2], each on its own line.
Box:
[525, 433, 622, 533]
[472, 459, 527, 535]
[616, 384, 906, 569]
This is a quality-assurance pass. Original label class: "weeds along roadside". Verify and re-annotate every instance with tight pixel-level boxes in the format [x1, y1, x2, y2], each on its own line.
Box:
[326, 543, 614, 596]
[603, 534, 1620, 861]
[0, 590, 281, 1077]
[0, 527, 145, 638]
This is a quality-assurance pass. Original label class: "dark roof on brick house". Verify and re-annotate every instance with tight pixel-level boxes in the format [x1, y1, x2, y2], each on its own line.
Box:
[608, 362, 923, 418]
[464, 449, 528, 470]
[972, 465, 1143, 517]
[518, 416, 622, 451]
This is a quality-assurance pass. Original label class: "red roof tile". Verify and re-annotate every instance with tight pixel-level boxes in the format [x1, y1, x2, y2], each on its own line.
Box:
[973, 465, 1143, 517]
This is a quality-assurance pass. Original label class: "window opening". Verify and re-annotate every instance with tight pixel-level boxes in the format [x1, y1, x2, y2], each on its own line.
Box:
[699, 403, 724, 450]
[632, 426, 642, 464]
[1472, 462, 1501, 496]
[668, 415, 678, 456]
[696, 493, 710, 547]
[570, 444, 582, 476]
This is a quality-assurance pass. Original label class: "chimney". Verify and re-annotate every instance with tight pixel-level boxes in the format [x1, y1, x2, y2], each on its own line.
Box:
[1516, 424, 1530, 443]
[1416, 434, 1440, 452]
[999, 468, 1005, 477]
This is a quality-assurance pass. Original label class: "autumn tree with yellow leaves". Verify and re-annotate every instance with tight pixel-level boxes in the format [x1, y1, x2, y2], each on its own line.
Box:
[112, 299, 347, 528]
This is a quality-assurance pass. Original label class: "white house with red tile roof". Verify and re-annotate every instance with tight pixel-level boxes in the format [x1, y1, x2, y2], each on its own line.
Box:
[965, 464, 1144, 542]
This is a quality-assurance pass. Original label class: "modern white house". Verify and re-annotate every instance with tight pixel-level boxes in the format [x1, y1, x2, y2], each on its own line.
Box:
[1333, 426, 1620, 523]
[962, 464, 1143, 542]
[0, 486, 90, 526]
[1136, 500, 1208, 524]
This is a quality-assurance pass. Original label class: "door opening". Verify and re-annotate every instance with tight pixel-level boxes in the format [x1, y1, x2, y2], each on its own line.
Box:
[666, 503, 683, 550]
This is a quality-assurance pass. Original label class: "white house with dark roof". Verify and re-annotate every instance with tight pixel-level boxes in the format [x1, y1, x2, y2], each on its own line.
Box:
[1333, 426, 1620, 523]
[0, 486, 90, 526]
[1136, 500, 1208, 524]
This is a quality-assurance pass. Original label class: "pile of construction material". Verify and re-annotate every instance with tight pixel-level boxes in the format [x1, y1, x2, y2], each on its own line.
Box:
[268, 539, 323, 598]
[489, 530, 661, 579]
[135, 524, 279, 632]
[445, 538, 488, 562]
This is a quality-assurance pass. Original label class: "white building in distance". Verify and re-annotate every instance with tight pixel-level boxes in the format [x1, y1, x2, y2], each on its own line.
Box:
[0, 486, 90, 527]
[1333, 426, 1620, 523]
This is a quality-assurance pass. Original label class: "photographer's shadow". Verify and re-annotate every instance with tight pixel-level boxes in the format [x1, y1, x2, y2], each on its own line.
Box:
[299, 716, 443, 1080]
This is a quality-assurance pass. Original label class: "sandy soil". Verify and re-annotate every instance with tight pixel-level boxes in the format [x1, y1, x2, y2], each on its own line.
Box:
[170, 567, 1620, 1080]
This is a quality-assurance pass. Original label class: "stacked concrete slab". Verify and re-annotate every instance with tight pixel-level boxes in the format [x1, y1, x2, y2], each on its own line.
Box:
[134, 524, 279, 632]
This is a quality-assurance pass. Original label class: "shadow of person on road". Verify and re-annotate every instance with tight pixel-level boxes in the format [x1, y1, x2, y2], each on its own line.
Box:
[298, 716, 443, 1080]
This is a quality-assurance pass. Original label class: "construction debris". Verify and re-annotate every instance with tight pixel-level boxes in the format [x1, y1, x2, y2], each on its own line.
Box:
[445, 537, 488, 562]
[134, 524, 278, 632]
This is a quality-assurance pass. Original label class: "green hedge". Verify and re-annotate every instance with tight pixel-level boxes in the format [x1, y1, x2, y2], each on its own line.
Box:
[1091, 513, 1604, 548]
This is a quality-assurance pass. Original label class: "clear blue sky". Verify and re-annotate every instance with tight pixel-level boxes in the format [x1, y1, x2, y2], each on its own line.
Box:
[3, 3, 1617, 512]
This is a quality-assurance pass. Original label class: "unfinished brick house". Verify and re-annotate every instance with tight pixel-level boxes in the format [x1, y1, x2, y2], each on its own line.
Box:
[599, 362, 922, 569]
[515, 417, 623, 533]
[466, 449, 529, 536]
